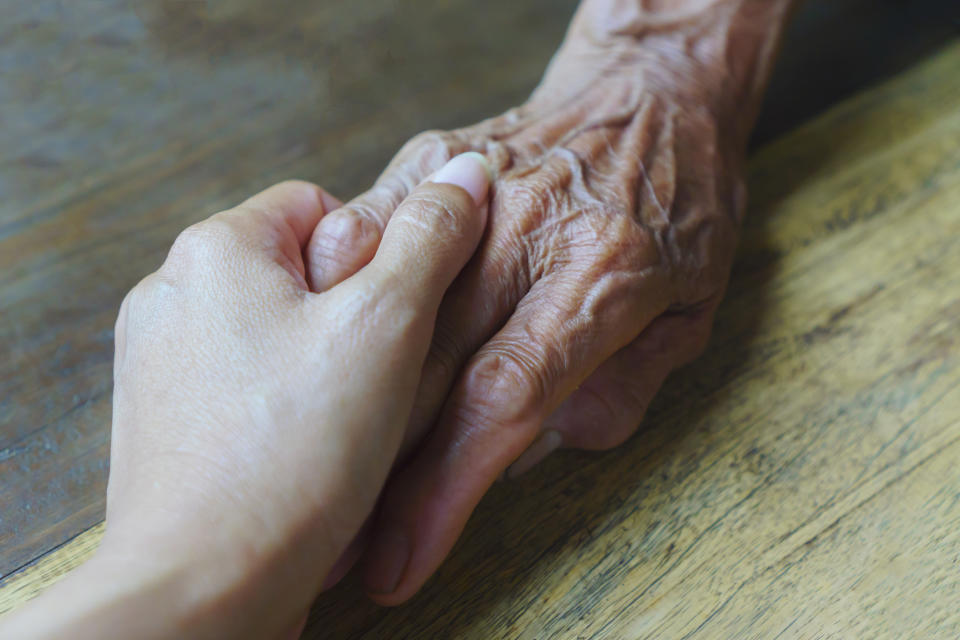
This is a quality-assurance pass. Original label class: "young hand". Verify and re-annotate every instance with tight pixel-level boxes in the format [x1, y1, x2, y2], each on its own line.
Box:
[0, 153, 490, 639]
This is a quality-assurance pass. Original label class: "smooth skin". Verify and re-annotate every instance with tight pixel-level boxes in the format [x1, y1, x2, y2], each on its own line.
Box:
[0, 154, 491, 640]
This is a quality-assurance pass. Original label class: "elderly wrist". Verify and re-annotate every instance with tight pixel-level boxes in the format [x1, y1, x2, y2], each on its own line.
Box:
[542, 0, 795, 140]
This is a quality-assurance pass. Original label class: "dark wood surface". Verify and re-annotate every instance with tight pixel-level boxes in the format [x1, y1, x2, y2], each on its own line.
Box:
[2, 0, 959, 636]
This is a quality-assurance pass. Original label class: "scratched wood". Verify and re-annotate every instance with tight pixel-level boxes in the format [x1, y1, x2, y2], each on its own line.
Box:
[2, 0, 959, 637]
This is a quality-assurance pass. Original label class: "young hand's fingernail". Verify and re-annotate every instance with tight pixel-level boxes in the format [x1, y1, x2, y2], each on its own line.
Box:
[429, 152, 492, 206]
[506, 429, 563, 479]
[363, 528, 410, 595]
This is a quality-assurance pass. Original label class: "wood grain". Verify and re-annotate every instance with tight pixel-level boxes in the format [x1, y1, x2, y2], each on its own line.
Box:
[2, 0, 959, 637]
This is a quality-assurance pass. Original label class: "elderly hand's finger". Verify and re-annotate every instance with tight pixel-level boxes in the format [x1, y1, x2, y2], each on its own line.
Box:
[360, 271, 669, 604]
[305, 186, 401, 292]
[537, 302, 717, 455]
[369, 153, 490, 305]
[306, 136, 474, 292]
[336, 153, 492, 316]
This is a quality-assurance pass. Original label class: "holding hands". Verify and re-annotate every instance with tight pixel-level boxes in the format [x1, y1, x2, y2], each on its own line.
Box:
[3, 1, 795, 634]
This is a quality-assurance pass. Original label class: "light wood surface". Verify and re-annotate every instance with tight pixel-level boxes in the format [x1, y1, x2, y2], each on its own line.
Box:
[3, 0, 959, 636]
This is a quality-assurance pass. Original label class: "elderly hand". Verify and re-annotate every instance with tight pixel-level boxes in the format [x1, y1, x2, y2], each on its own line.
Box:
[0, 155, 490, 640]
[306, 1, 784, 604]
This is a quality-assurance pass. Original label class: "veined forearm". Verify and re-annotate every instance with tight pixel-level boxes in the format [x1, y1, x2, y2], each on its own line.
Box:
[542, 0, 798, 143]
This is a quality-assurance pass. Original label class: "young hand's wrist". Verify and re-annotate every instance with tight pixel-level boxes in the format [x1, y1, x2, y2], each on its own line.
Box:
[60, 540, 269, 640]
[0, 524, 318, 640]
[91, 512, 329, 639]
[89, 536, 254, 638]
[0, 544, 233, 640]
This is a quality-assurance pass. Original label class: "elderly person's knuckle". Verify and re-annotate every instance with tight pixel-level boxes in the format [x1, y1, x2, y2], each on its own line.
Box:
[392, 129, 474, 179]
[461, 344, 551, 426]
[310, 208, 380, 263]
[405, 129, 460, 160]
[342, 201, 388, 235]
[309, 231, 361, 270]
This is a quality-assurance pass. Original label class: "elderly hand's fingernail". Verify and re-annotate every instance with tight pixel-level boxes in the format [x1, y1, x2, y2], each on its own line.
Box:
[363, 528, 410, 595]
[506, 429, 563, 479]
[429, 152, 492, 206]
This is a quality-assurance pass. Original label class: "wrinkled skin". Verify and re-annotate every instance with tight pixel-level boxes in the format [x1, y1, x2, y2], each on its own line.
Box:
[307, 0, 787, 604]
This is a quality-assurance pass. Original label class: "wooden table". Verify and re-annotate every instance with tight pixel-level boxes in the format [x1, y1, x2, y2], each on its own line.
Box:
[2, 1, 959, 637]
